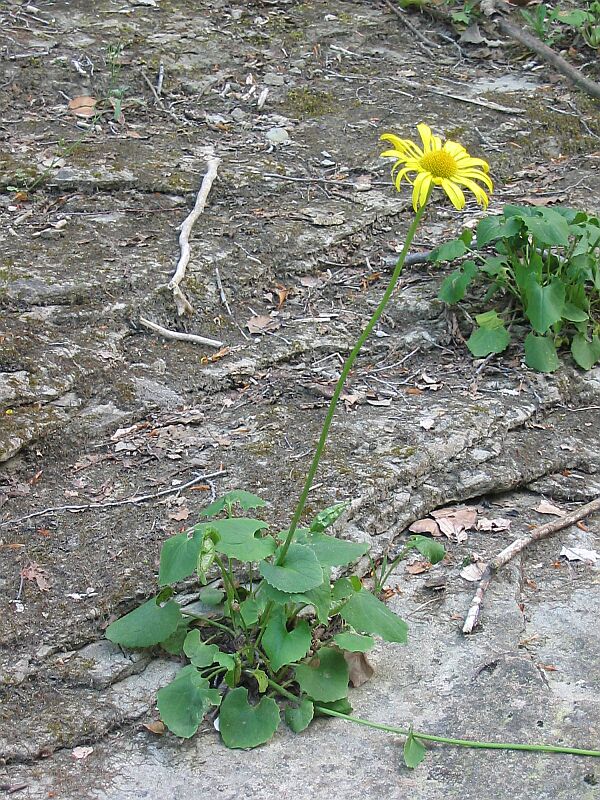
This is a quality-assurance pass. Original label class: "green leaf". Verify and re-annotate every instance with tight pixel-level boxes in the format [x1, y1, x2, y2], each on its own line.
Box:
[159, 528, 204, 586]
[199, 490, 267, 517]
[157, 665, 220, 738]
[332, 576, 361, 601]
[332, 631, 375, 652]
[467, 310, 510, 357]
[199, 587, 224, 606]
[262, 607, 312, 672]
[408, 535, 445, 564]
[571, 333, 600, 370]
[524, 278, 565, 334]
[403, 731, 427, 769]
[211, 518, 275, 562]
[197, 536, 216, 585]
[294, 648, 349, 702]
[339, 589, 408, 643]
[562, 302, 589, 323]
[239, 597, 259, 626]
[259, 544, 323, 592]
[183, 630, 219, 667]
[524, 333, 560, 372]
[160, 619, 190, 655]
[219, 687, 280, 749]
[296, 528, 369, 568]
[438, 260, 477, 305]
[524, 209, 570, 246]
[309, 501, 350, 533]
[285, 698, 314, 733]
[258, 579, 332, 625]
[429, 238, 467, 262]
[252, 669, 269, 693]
[314, 698, 353, 716]
[106, 598, 182, 648]
[459, 228, 473, 247]
[476, 215, 505, 247]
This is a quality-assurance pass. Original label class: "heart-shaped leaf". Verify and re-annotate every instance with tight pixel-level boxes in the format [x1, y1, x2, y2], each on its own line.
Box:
[219, 687, 280, 749]
[294, 647, 349, 702]
[160, 619, 190, 655]
[106, 598, 182, 648]
[429, 238, 467, 262]
[259, 544, 323, 592]
[467, 310, 510, 357]
[571, 333, 600, 370]
[159, 528, 205, 586]
[296, 528, 369, 568]
[333, 631, 375, 652]
[262, 607, 311, 671]
[183, 630, 219, 667]
[524, 278, 565, 334]
[212, 518, 275, 561]
[157, 666, 220, 738]
[285, 698, 314, 733]
[339, 589, 408, 643]
[438, 260, 477, 305]
[524, 333, 559, 372]
[403, 731, 427, 769]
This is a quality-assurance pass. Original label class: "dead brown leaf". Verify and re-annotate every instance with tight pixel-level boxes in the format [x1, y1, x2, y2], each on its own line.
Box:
[246, 314, 281, 335]
[20, 562, 50, 592]
[432, 506, 477, 542]
[534, 500, 566, 517]
[68, 95, 97, 117]
[343, 651, 374, 687]
[169, 507, 190, 522]
[409, 518, 442, 537]
[477, 516, 512, 532]
[406, 560, 431, 575]
[460, 560, 487, 582]
[143, 720, 166, 735]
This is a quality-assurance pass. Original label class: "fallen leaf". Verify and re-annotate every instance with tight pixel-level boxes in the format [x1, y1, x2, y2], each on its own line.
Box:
[408, 518, 442, 537]
[560, 546, 598, 564]
[535, 500, 566, 517]
[143, 720, 166, 735]
[71, 746, 93, 760]
[68, 95, 97, 118]
[432, 506, 477, 542]
[169, 507, 190, 522]
[299, 275, 322, 288]
[365, 397, 392, 407]
[341, 392, 361, 411]
[246, 314, 281, 335]
[406, 560, 431, 575]
[20, 562, 50, 592]
[419, 417, 435, 430]
[274, 283, 290, 309]
[459, 23, 486, 44]
[460, 561, 487, 582]
[343, 651, 374, 687]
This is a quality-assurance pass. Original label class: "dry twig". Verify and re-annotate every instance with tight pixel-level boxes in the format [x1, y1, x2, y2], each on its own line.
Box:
[169, 156, 221, 315]
[0, 470, 227, 528]
[382, 0, 441, 53]
[138, 317, 223, 348]
[463, 495, 600, 634]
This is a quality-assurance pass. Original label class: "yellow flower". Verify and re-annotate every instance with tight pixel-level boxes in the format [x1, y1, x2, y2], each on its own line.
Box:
[380, 123, 493, 211]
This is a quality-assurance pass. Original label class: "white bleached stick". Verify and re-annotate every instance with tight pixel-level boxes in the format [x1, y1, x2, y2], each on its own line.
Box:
[168, 156, 221, 316]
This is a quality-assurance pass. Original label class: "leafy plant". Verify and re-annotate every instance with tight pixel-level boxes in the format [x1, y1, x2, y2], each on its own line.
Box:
[521, 1, 600, 48]
[106, 126, 600, 767]
[432, 205, 600, 371]
[521, 3, 561, 44]
[556, 0, 600, 47]
[370, 535, 446, 594]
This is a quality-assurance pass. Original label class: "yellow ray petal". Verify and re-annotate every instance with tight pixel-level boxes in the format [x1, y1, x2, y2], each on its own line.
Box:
[412, 171, 432, 210]
[454, 176, 490, 208]
[440, 179, 466, 210]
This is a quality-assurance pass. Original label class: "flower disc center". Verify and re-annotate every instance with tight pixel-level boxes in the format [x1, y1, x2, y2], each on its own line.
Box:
[420, 151, 457, 179]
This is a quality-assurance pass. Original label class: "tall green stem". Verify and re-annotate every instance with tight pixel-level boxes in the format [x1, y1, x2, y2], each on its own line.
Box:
[277, 201, 430, 564]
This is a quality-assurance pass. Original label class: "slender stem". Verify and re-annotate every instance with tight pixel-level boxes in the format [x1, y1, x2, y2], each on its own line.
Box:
[315, 707, 600, 758]
[277, 201, 430, 564]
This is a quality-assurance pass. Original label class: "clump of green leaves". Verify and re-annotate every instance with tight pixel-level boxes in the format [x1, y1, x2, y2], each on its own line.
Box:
[521, 1, 600, 47]
[431, 205, 600, 372]
[106, 490, 442, 762]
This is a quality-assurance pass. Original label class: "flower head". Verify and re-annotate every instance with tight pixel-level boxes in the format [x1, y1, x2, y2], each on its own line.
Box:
[380, 123, 493, 211]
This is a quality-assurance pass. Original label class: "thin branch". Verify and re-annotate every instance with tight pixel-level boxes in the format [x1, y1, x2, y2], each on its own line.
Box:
[494, 15, 600, 102]
[382, 0, 441, 53]
[169, 156, 221, 315]
[138, 317, 223, 349]
[463, 495, 600, 634]
[0, 470, 227, 528]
